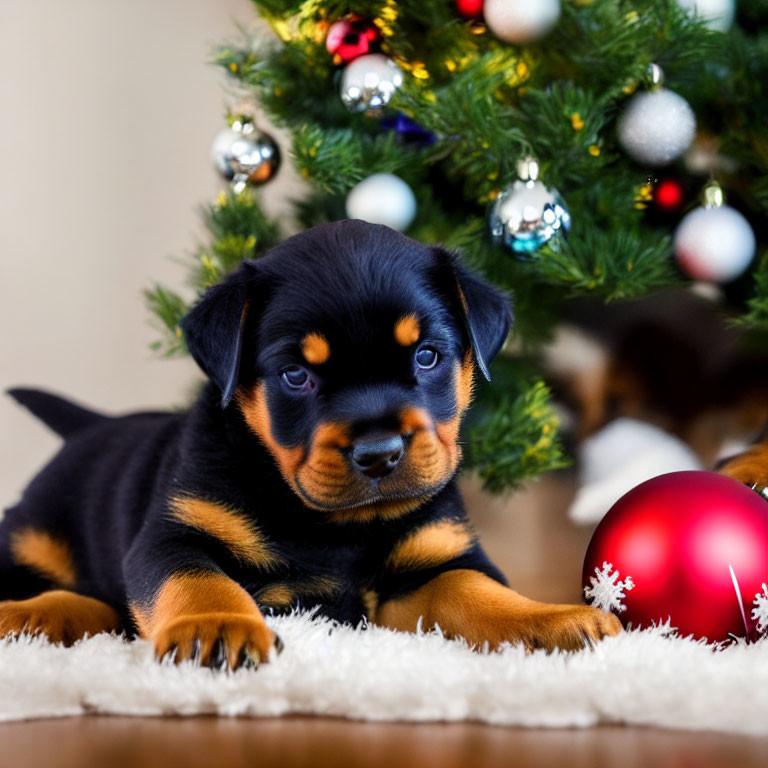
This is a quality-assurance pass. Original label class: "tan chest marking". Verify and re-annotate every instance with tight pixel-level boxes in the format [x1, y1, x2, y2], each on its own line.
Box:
[387, 519, 473, 572]
[256, 575, 342, 609]
[169, 496, 283, 569]
[256, 584, 295, 608]
[10, 528, 77, 588]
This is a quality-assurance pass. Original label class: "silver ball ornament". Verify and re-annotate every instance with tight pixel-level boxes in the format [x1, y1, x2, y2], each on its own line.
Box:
[490, 165, 570, 257]
[617, 88, 696, 166]
[211, 121, 280, 191]
[340, 53, 403, 115]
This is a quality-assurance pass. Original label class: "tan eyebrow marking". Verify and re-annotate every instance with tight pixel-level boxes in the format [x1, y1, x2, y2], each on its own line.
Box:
[301, 332, 331, 365]
[394, 315, 421, 347]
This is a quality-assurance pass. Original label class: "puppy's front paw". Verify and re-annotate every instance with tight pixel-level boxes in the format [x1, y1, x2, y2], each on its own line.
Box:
[0, 591, 121, 646]
[719, 445, 768, 493]
[153, 612, 282, 669]
[512, 604, 622, 653]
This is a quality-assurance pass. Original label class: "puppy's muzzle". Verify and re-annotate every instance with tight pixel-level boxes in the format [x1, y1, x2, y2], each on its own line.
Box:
[350, 434, 404, 479]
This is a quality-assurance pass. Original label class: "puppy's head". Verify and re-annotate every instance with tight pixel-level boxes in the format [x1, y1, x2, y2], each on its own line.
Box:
[183, 220, 511, 521]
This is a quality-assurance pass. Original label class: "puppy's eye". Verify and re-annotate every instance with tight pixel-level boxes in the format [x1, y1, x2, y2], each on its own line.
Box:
[414, 345, 439, 371]
[281, 366, 311, 391]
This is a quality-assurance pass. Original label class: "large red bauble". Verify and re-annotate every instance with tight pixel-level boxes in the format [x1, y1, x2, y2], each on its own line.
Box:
[582, 471, 768, 643]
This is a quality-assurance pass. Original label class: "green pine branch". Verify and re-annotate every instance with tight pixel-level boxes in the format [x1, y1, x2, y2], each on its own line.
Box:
[535, 226, 679, 301]
[293, 124, 423, 194]
[144, 285, 188, 357]
[737, 253, 768, 332]
[465, 381, 569, 493]
[146, 190, 281, 354]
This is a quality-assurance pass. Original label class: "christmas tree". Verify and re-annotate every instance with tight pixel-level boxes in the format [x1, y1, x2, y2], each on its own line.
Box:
[147, 0, 768, 492]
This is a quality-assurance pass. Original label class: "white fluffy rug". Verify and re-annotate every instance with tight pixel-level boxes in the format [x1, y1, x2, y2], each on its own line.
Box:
[1, 611, 767, 734]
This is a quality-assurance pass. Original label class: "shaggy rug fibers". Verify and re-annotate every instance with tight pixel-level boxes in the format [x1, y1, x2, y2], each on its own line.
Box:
[1, 611, 767, 733]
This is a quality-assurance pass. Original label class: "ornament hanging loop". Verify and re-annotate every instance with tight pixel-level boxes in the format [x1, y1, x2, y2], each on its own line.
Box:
[703, 181, 725, 208]
[230, 116, 256, 135]
[489, 157, 570, 258]
[231, 176, 248, 194]
[646, 63, 665, 89]
[516, 156, 540, 183]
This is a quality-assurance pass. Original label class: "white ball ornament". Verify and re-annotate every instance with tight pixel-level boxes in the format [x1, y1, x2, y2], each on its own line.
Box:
[484, 0, 561, 44]
[346, 173, 417, 232]
[677, 0, 735, 32]
[674, 204, 756, 283]
[617, 88, 696, 166]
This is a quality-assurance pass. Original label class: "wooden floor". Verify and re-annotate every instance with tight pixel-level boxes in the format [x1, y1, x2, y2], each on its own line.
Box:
[3, 474, 767, 767]
[5, 716, 768, 768]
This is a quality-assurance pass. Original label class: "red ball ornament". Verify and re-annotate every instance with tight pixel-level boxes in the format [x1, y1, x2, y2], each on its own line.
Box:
[326, 18, 378, 65]
[582, 471, 768, 643]
[456, 0, 484, 18]
[654, 178, 685, 210]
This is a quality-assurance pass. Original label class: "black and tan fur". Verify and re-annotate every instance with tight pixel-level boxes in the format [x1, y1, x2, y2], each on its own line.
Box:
[1, 220, 620, 667]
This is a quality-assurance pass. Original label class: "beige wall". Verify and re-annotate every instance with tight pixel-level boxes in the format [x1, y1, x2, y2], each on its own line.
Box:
[0, 0, 304, 506]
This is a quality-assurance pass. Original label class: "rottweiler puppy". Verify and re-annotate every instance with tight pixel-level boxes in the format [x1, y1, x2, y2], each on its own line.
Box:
[1, 220, 620, 668]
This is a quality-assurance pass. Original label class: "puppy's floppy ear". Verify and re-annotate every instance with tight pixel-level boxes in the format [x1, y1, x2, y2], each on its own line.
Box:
[433, 247, 513, 382]
[181, 260, 260, 407]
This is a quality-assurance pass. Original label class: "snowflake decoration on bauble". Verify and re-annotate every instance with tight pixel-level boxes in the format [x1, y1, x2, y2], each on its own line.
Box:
[584, 561, 635, 614]
[751, 583, 768, 634]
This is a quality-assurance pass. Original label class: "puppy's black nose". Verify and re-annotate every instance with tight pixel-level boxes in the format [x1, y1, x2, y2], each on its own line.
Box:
[351, 435, 404, 479]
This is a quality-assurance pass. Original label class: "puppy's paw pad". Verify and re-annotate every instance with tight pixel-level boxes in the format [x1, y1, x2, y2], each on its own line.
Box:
[530, 604, 622, 652]
[153, 612, 277, 670]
